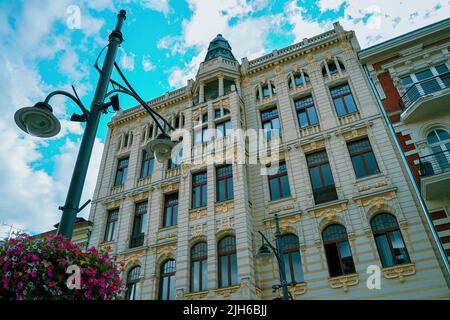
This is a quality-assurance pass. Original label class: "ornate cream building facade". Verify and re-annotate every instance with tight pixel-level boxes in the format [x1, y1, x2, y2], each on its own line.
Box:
[87, 22, 450, 300]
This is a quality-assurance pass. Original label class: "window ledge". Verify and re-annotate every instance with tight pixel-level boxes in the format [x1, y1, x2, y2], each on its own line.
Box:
[306, 198, 348, 214]
[277, 282, 307, 297]
[119, 245, 149, 256]
[267, 196, 296, 207]
[354, 172, 385, 184]
[382, 263, 416, 283]
[328, 273, 359, 292]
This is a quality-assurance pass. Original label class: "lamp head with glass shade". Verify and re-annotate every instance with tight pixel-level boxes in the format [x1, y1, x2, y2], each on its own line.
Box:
[257, 243, 274, 265]
[14, 102, 61, 138]
[146, 132, 176, 162]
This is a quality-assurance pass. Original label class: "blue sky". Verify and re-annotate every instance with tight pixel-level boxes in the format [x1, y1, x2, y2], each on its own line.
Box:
[0, 0, 448, 236]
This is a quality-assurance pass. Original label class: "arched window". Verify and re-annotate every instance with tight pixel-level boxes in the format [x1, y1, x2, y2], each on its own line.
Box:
[322, 224, 356, 277]
[218, 236, 238, 288]
[281, 234, 304, 284]
[190, 242, 208, 292]
[371, 213, 410, 268]
[125, 266, 141, 300]
[288, 71, 310, 89]
[159, 259, 176, 300]
[322, 60, 345, 77]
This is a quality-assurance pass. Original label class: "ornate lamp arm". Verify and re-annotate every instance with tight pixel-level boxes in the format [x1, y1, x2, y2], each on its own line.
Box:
[44, 90, 89, 119]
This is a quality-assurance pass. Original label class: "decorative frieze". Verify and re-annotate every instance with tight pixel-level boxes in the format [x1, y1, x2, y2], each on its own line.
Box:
[354, 189, 397, 209]
[264, 213, 301, 231]
[301, 139, 326, 153]
[215, 200, 235, 214]
[189, 208, 208, 220]
[308, 200, 348, 219]
[161, 182, 179, 194]
[213, 285, 241, 298]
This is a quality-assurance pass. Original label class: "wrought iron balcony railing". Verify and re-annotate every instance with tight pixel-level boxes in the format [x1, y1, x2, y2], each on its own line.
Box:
[313, 184, 338, 205]
[129, 233, 145, 249]
[419, 149, 450, 177]
[399, 72, 450, 111]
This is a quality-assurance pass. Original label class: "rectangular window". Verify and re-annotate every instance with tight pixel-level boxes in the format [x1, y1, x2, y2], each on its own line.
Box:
[104, 209, 119, 242]
[194, 128, 209, 145]
[192, 172, 208, 209]
[114, 158, 129, 186]
[216, 120, 232, 139]
[294, 96, 318, 128]
[130, 202, 147, 248]
[330, 84, 357, 117]
[163, 193, 178, 228]
[267, 161, 291, 201]
[140, 151, 154, 178]
[306, 151, 338, 204]
[216, 165, 234, 202]
[347, 138, 380, 178]
[261, 107, 281, 140]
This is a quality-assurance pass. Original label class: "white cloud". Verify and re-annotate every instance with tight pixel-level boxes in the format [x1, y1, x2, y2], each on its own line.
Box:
[142, 55, 156, 72]
[141, 0, 170, 15]
[318, 0, 345, 12]
[119, 49, 136, 71]
[0, 0, 113, 235]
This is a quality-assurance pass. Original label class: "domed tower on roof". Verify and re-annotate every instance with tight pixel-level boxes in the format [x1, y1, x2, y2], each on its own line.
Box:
[204, 34, 236, 62]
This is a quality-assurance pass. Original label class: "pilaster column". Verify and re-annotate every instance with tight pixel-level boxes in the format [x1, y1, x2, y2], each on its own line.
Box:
[199, 82, 205, 104]
[218, 75, 224, 96]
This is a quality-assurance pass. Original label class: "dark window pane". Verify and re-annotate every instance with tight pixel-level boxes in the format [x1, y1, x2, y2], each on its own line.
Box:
[338, 241, 356, 274]
[324, 243, 342, 277]
[230, 253, 238, 285]
[390, 230, 410, 265]
[351, 156, 366, 178]
[269, 178, 280, 200]
[344, 95, 357, 113]
[363, 152, 379, 175]
[298, 111, 308, 128]
[375, 234, 395, 267]
[280, 175, 291, 198]
[309, 167, 322, 189]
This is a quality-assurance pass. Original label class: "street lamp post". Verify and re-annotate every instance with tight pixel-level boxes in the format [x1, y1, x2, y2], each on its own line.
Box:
[257, 214, 293, 300]
[13, 10, 177, 239]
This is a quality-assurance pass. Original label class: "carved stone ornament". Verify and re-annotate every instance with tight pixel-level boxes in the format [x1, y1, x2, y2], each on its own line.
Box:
[162, 182, 179, 194]
[214, 285, 240, 298]
[189, 208, 207, 220]
[264, 213, 301, 230]
[309, 201, 347, 219]
[215, 200, 235, 214]
[383, 263, 416, 283]
[355, 191, 397, 208]
[302, 139, 325, 153]
[328, 273, 359, 292]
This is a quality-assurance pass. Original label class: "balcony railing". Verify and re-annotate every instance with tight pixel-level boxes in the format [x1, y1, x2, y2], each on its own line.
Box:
[399, 72, 450, 110]
[313, 185, 338, 205]
[419, 149, 450, 177]
[129, 233, 145, 249]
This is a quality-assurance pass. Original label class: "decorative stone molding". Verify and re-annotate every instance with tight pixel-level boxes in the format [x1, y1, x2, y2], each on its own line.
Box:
[132, 191, 149, 203]
[190, 223, 207, 239]
[156, 232, 177, 241]
[110, 185, 124, 195]
[288, 283, 308, 296]
[264, 213, 301, 230]
[161, 182, 179, 194]
[308, 200, 348, 219]
[383, 263, 416, 283]
[342, 127, 368, 141]
[215, 200, 235, 214]
[328, 273, 359, 292]
[184, 291, 209, 300]
[155, 244, 176, 256]
[255, 287, 263, 297]
[189, 208, 208, 220]
[104, 199, 122, 210]
[301, 139, 326, 153]
[213, 285, 241, 298]
[356, 179, 387, 192]
[216, 216, 235, 234]
[355, 190, 397, 209]
[175, 288, 185, 300]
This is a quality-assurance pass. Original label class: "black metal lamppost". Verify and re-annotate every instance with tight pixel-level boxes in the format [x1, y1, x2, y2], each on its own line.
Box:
[257, 214, 295, 300]
[14, 10, 177, 238]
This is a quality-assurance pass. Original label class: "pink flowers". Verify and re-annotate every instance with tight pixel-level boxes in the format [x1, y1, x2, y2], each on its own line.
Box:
[0, 233, 123, 300]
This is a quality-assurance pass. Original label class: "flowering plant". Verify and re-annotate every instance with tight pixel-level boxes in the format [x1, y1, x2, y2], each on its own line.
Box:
[0, 233, 124, 300]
